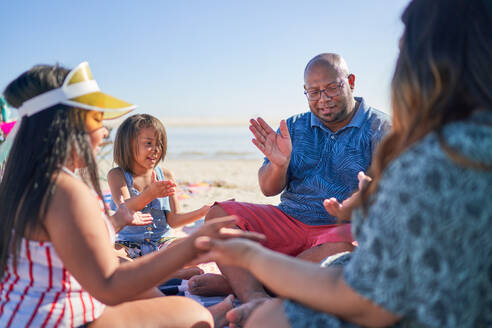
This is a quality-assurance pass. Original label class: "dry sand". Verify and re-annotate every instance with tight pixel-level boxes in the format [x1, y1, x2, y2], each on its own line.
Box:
[99, 158, 281, 213]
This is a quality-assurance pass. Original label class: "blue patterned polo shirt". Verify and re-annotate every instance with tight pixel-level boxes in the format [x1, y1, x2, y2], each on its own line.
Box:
[268, 97, 390, 225]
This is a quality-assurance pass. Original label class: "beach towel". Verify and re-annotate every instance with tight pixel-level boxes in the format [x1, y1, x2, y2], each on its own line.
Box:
[177, 182, 211, 200]
[159, 278, 239, 308]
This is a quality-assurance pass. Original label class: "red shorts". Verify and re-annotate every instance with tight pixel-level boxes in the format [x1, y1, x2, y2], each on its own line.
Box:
[216, 201, 353, 256]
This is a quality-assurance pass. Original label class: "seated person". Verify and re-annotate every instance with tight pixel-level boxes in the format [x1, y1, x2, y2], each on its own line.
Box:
[191, 53, 391, 324]
[194, 1, 492, 326]
[108, 113, 209, 279]
[0, 61, 262, 327]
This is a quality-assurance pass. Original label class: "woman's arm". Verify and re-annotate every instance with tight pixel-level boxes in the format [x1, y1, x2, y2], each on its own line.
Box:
[161, 167, 210, 228]
[45, 175, 259, 306]
[196, 238, 400, 327]
[45, 176, 193, 305]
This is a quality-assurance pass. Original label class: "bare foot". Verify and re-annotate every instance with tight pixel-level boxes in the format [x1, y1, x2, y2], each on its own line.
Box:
[188, 273, 233, 296]
[226, 297, 269, 328]
[173, 266, 204, 280]
[208, 294, 235, 328]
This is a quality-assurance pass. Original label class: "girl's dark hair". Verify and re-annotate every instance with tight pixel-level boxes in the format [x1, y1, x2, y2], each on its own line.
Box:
[113, 114, 167, 173]
[361, 0, 492, 210]
[0, 64, 106, 275]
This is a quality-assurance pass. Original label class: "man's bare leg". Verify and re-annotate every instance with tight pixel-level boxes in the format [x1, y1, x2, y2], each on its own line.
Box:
[201, 205, 354, 326]
[245, 298, 290, 328]
[297, 241, 354, 262]
[204, 204, 271, 327]
[208, 294, 235, 328]
[188, 273, 233, 296]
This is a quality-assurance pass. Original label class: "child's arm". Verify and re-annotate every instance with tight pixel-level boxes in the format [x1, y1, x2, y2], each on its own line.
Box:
[107, 167, 175, 212]
[166, 205, 211, 228]
[161, 167, 210, 228]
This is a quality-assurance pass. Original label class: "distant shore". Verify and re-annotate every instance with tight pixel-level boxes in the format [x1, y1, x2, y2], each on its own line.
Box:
[105, 116, 284, 129]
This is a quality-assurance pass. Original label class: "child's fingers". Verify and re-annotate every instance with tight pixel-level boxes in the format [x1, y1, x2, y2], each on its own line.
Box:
[139, 212, 153, 220]
[153, 183, 176, 197]
[161, 188, 175, 196]
[130, 212, 153, 226]
[159, 180, 176, 187]
[151, 170, 157, 183]
[155, 181, 176, 188]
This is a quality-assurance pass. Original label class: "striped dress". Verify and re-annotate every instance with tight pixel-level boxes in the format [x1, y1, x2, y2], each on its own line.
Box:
[0, 167, 115, 327]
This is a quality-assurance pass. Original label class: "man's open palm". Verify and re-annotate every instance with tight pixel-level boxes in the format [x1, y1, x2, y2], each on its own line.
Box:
[249, 117, 292, 167]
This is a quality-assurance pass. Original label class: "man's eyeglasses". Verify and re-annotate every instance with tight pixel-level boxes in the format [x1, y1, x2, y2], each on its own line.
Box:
[304, 80, 345, 101]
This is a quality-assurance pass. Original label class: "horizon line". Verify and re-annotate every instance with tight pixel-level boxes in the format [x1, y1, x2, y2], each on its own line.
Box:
[106, 116, 285, 128]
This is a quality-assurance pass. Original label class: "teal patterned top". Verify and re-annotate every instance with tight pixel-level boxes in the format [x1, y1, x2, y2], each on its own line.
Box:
[284, 110, 492, 327]
[344, 110, 492, 327]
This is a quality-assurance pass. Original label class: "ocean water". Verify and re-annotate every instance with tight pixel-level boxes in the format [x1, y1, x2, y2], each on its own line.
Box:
[165, 126, 262, 160]
[103, 125, 264, 161]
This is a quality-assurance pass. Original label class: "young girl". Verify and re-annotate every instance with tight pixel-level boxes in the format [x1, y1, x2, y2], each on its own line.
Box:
[0, 62, 261, 327]
[108, 114, 210, 260]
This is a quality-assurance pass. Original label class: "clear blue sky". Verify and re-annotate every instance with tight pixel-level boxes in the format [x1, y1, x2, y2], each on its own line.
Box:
[1, 1, 410, 123]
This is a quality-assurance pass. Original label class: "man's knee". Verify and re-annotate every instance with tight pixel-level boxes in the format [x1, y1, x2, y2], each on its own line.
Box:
[297, 242, 354, 262]
[204, 203, 229, 222]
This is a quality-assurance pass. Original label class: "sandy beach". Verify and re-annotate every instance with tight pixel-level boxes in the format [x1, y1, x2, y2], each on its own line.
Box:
[99, 158, 281, 213]
[166, 159, 281, 210]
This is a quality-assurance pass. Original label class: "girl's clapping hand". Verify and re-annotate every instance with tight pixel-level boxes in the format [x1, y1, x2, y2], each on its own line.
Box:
[146, 170, 176, 198]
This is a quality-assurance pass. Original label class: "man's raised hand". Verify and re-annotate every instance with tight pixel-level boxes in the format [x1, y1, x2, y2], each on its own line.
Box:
[249, 117, 292, 168]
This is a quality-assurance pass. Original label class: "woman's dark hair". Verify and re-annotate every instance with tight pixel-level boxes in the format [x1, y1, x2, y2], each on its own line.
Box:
[362, 0, 492, 208]
[0, 65, 106, 275]
[113, 114, 167, 173]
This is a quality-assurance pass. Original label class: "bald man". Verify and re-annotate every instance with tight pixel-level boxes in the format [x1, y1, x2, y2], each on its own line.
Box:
[197, 53, 391, 326]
